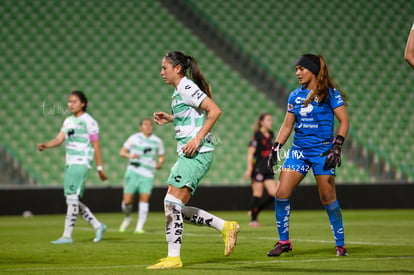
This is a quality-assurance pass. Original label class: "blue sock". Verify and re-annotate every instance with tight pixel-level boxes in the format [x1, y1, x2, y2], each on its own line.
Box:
[275, 198, 291, 242]
[324, 200, 345, 246]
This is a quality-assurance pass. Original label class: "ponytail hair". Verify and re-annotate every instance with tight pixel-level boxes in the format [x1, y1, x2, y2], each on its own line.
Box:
[300, 54, 348, 106]
[165, 51, 212, 98]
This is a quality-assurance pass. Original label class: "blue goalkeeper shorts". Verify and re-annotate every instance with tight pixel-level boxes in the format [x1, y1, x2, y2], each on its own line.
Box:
[282, 144, 336, 176]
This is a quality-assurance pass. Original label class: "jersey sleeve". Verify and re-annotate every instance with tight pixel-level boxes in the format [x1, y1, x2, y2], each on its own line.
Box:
[158, 139, 165, 155]
[86, 117, 99, 141]
[286, 91, 296, 113]
[60, 117, 70, 133]
[329, 88, 345, 109]
[122, 135, 134, 150]
[248, 132, 258, 147]
[179, 83, 207, 108]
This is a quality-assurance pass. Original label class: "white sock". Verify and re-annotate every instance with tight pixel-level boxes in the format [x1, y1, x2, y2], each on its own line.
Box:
[182, 206, 225, 231]
[79, 201, 101, 230]
[122, 202, 133, 217]
[63, 194, 79, 238]
[164, 194, 184, 257]
[136, 202, 149, 231]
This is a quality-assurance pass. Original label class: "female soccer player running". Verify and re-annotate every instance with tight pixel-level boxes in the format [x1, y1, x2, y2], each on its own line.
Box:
[267, 54, 350, 257]
[147, 51, 240, 269]
[37, 91, 108, 244]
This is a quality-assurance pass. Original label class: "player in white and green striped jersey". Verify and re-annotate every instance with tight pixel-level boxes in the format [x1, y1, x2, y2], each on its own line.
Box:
[148, 51, 239, 270]
[38, 91, 108, 244]
[118, 118, 165, 233]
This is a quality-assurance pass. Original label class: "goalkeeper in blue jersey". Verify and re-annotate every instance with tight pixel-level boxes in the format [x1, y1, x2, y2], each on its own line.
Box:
[267, 54, 350, 257]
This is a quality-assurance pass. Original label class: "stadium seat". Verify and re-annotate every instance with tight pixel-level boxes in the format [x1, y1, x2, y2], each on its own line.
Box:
[1, 0, 411, 186]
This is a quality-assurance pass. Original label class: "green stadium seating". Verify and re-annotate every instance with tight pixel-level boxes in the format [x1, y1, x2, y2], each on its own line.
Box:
[1, 0, 412, 187]
[189, 0, 413, 182]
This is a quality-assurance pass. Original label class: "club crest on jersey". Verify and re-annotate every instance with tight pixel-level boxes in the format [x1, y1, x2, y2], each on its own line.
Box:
[68, 129, 75, 138]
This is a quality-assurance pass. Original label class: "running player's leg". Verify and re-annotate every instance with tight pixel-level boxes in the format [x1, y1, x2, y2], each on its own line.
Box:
[135, 175, 154, 233]
[135, 193, 150, 233]
[249, 180, 264, 226]
[255, 178, 277, 222]
[176, 152, 239, 256]
[52, 194, 78, 244]
[52, 165, 86, 244]
[119, 194, 134, 232]
[268, 148, 306, 257]
[120, 170, 138, 232]
[181, 206, 239, 256]
[78, 201, 106, 242]
[147, 187, 187, 270]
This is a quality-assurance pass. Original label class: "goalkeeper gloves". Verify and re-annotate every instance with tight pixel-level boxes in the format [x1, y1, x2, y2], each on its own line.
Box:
[321, 135, 345, 169]
[267, 142, 283, 175]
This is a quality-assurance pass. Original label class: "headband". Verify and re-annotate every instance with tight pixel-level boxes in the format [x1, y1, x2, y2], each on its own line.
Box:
[295, 55, 320, 76]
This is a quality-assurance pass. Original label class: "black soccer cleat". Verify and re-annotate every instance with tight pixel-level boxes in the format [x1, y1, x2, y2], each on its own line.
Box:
[267, 241, 293, 257]
[336, 246, 348, 256]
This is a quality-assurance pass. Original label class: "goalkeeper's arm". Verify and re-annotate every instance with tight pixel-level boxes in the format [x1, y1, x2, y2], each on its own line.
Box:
[273, 112, 295, 149]
[267, 112, 295, 172]
[333, 106, 349, 143]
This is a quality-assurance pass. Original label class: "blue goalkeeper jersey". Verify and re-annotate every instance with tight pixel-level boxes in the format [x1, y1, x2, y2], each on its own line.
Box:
[287, 85, 345, 148]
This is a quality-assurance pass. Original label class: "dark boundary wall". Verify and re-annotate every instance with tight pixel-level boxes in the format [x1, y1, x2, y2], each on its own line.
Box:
[0, 184, 413, 215]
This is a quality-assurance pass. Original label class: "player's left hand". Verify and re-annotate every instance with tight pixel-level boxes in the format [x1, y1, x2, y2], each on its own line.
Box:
[182, 137, 201, 157]
[267, 142, 282, 175]
[98, 170, 109, 181]
[321, 135, 345, 168]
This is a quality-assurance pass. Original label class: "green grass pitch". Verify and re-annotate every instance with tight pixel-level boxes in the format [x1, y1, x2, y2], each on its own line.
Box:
[1, 209, 413, 274]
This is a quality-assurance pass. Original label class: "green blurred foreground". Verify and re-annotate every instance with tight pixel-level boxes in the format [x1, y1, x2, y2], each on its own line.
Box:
[0, 209, 413, 274]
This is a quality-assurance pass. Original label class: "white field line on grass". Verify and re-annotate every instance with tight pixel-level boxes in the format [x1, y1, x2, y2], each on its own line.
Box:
[2, 256, 414, 272]
[75, 226, 414, 247]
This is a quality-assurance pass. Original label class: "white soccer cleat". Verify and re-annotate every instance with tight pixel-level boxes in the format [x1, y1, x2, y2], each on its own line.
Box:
[119, 217, 131, 232]
[94, 224, 107, 242]
[51, 237, 73, 244]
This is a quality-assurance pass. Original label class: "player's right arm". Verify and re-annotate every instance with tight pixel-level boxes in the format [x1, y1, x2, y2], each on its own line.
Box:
[267, 112, 295, 173]
[37, 131, 65, 151]
[243, 145, 256, 180]
[274, 112, 295, 145]
[119, 147, 139, 159]
[153, 112, 174, 125]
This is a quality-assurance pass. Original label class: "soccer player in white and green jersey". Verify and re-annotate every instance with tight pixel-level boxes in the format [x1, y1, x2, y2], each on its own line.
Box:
[147, 51, 240, 270]
[118, 118, 165, 233]
[38, 91, 108, 244]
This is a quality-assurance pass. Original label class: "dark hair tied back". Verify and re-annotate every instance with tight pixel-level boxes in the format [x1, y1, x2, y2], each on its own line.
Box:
[70, 90, 88, 111]
[165, 51, 212, 98]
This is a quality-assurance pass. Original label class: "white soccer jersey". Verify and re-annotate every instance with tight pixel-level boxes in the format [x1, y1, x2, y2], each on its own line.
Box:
[171, 77, 214, 154]
[60, 112, 98, 167]
[123, 132, 164, 177]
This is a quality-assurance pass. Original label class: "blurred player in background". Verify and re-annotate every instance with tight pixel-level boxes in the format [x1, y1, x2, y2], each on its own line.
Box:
[267, 54, 349, 257]
[243, 113, 276, 227]
[147, 51, 240, 269]
[118, 118, 165, 234]
[404, 20, 414, 69]
[37, 91, 108, 244]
